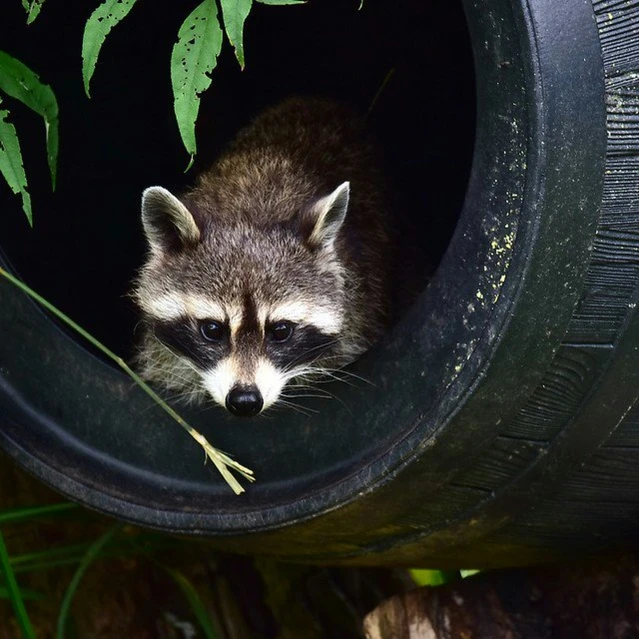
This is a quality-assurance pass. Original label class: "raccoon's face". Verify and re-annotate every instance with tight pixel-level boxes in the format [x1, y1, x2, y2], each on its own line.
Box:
[135, 183, 351, 417]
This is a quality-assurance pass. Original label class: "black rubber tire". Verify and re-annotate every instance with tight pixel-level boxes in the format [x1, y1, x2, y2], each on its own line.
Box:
[1, 0, 638, 569]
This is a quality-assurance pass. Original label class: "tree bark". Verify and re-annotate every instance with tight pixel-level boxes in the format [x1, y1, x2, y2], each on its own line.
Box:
[364, 553, 639, 639]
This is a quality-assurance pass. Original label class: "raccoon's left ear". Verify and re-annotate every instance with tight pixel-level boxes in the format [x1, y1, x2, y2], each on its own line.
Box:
[303, 181, 350, 250]
[141, 186, 201, 254]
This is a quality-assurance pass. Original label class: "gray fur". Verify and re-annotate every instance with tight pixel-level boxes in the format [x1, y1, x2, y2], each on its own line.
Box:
[133, 97, 391, 413]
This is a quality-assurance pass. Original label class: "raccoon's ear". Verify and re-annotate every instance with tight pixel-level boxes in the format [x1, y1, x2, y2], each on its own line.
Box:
[141, 186, 201, 254]
[303, 181, 350, 250]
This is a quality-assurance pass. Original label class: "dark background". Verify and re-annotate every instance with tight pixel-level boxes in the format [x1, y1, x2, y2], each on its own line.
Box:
[0, 0, 474, 358]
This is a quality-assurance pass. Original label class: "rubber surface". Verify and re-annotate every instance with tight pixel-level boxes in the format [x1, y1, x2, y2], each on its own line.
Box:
[1, 0, 638, 568]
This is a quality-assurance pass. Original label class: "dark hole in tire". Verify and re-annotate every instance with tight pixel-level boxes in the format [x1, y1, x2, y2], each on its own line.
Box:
[0, 0, 474, 363]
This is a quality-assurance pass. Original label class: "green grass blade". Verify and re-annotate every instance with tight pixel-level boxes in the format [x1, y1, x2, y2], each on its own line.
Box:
[171, 0, 223, 168]
[56, 523, 124, 639]
[11, 534, 182, 574]
[0, 502, 79, 525]
[82, 0, 139, 98]
[0, 586, 45, 601]
[220, 0, 252, 69]
[0, 267, 254, 494]
[26, 0, 46, 24]
[0, 528, 37, 639]
[0, 105, 31, 224]
[0, 50, 59, 190]
[162, 566, 220, 639]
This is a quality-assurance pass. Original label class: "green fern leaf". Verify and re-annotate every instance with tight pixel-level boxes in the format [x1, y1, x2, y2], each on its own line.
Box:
[220, 0, 252, 69]
[0, 50, 59, 190]
[26, 0, 47, 24]
[0, 106, 32, 225]
[171, 0, 223, 169]
[82, 0, 139, 98]
[256, 0, 306, 5]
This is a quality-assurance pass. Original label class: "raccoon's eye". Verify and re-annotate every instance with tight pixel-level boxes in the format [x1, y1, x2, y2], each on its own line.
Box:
[268, 321, 294, 343]
[199, 320, 226, 342]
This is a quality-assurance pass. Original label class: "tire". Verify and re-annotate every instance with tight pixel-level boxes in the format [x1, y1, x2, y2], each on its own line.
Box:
[0, 0, 637, 569]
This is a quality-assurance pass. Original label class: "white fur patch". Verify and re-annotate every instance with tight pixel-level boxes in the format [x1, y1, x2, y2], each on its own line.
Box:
[144, 292, 233, 323]
[267, 300, 342, 334]
[201, 358, 239, 406]
[254, 359, 287, 409]
[201, 357, 287, 412]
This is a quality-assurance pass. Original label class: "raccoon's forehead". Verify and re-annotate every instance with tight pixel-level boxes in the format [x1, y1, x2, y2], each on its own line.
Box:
[137, 223, 343, 330]
[171, 223, 337, 294]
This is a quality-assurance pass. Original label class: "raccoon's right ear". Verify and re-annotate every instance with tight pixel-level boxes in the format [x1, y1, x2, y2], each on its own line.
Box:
[141, 186, 201, 254]
[301, 181, 350, 250]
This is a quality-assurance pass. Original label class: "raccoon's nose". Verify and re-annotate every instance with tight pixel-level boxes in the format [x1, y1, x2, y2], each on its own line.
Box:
[226, 385, 264, 417]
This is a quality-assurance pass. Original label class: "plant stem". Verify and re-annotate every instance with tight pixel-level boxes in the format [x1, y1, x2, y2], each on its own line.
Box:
[0, 266, 254, 494]
[0, 528, 36, 639]
[56, 523, 124, 639]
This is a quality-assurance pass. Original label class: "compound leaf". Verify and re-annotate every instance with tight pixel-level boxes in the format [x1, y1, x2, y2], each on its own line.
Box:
[171, 0, 223, 169]
[82, 0, 139, 98]
[0, 50, 58, 190]
[0, 106, 32, 225]
[220, 0, 252, 69]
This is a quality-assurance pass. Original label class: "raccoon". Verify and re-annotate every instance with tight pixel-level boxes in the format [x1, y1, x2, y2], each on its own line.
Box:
[133, 97, 391, 417]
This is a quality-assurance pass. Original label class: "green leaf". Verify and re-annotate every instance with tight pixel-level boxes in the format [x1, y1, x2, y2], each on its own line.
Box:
[26, 0, 47, 24]
[82, 0, 139, 98]
[171, 0, 223, 168]
[57, 523, 124, 639]
[0, 50, 59, 190]
[0, 107, 32, 225]
[0, 528, 37, 639]
[21, 0, 29, 11]
[162, 566, 220, 639]
[220, 0, 252, 69]
[460, 569, 481, 578]
[256, 0, 305, 4]
[409, 569, 460, 587]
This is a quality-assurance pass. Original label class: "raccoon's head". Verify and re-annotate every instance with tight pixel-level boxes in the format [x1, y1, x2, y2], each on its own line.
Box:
[134, 182, 355, 417]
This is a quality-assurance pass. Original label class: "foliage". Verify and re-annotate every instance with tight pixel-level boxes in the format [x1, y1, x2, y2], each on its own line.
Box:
[2, 0, 308, 222]
[83, 0, 306, 167]
[171, 0, 224, 170]
[0, 528, 36, 638]
[81, 0, 140, 98]
[56, 523, 125, 638]
[0, 502, 222, 638]
[0, 51, 59, 225]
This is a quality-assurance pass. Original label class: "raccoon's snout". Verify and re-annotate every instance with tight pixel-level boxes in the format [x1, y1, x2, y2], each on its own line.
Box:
[226, 385, 264, 418]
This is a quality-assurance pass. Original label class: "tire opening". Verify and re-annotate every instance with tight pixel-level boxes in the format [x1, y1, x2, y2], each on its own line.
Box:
[0, 0, 474, 361]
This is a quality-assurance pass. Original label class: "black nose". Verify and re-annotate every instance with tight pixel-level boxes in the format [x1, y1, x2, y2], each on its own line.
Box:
[225, 386, 264, 417]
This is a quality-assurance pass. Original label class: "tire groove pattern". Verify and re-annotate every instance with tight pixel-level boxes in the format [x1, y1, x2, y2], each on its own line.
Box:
[447, 0, 639, 532]
[486, 0, 639, 551]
